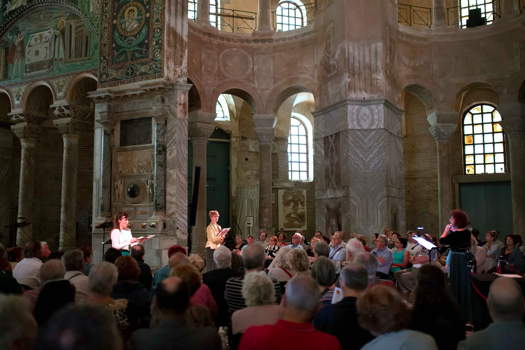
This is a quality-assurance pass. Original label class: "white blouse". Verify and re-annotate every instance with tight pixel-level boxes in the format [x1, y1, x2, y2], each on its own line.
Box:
[111, 229, 132, 250]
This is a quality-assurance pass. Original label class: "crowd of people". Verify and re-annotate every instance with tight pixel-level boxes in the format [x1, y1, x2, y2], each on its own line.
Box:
[0, 209, 525, 350]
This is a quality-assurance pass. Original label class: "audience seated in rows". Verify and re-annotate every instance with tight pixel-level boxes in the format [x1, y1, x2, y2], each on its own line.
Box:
[63, 249, 90, 304]
[131, 245, 153, 290]
[357, 285, 438, 350]
[410, 264, 465, 350]
[225, 243, 281, 315]
[232, 271, 281, 335]
[170, 263, 216, 327]
[131, 276, 221, 350]
[39, 304, 123, 350]
[458, 277, 525, 350]
[311, 256, 337, 306]
[13, 241, 43, 290]
[203, 245, 234, 327]
[267, 246, 293, 282]
[112, 256, 151, 330]
[0, 295, 37, 350]
[239, 275, 342, 350]
[314, 263, 373, 350]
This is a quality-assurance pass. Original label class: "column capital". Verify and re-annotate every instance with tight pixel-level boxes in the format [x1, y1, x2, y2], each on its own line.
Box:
[429, 123, 457, 142]
[11, 122, 42, 140]
[51, 102, 94, 122]
[189, 121, 215, 139]
[254, 114, 276, 144]
[53, 117, 86, 135]
[8, 111, 46, 124]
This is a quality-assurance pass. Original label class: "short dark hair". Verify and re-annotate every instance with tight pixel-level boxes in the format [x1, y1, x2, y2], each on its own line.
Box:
[39, 304, 122, 350]
[131, 245, 145, 260]
[23, 241, 41, 259]
[114, 256, 140, 281]
[449, 209, 469, 229]
[397, 237, 407, 248]
[63, 250, 84, 271]
[103, 248, 121, 264]
[314, 241, 329, 257]
[311, 257, 336, 287]
[155, 278, 191, 314]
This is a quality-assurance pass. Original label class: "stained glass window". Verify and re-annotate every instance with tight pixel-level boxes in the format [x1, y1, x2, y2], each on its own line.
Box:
[288, 116, 312, 181]
[459, 0, 496, 28]
[463, 104, 506, 175]
[276, 0, 306, 32]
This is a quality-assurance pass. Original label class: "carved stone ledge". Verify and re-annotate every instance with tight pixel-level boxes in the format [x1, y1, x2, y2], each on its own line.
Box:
[428, 123, 457, 142]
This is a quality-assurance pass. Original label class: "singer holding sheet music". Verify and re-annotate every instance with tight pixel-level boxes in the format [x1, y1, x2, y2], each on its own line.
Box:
[205, 210, 229, 272]
[111, 212, 137, 254]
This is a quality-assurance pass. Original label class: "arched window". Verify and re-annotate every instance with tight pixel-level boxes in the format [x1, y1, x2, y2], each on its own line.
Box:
[188, 0, 197, 21]
[215, 94, 230, 121]
[276, 0, 307, 32]
[288, 114, 313, 181]
[463, 104, 506, 175]
[459, 0, 496, 28]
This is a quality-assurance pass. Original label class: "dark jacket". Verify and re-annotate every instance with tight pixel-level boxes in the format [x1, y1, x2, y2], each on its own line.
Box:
[130, 318, 222, 350]
[112, 280, 151, 330]
[203, 267, 234, 326]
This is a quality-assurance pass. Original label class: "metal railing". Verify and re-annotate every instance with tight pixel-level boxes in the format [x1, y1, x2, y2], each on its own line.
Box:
[398, 3, 432, 28]
[213, 8, 257, 33]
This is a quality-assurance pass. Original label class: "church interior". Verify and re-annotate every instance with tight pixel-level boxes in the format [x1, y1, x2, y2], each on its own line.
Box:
[0, 1, 525, 348]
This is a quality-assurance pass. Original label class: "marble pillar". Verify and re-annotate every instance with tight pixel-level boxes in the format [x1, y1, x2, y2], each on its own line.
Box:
[432, 0, 447, 28]
[53, 118, 82, 251]
[429, 122, 457, 228]
[254, 114, 276, 232]
[165, 83, 191, 241]
[198, 0, 211, 26]
[275, 137, 289, 182]
[189, 119, 215, 255]
[503, 113, 525, 235]
[314, 100, 405, 235]
[11, 122, 41, 245]
[256, 0, 273, 32]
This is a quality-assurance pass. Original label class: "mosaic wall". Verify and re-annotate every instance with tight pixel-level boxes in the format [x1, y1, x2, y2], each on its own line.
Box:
[0, 1, 99, 83]
[99, 0, 164, 86]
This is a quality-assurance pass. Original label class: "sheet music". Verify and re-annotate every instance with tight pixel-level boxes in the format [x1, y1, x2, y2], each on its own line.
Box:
[412, 236, 437, 250]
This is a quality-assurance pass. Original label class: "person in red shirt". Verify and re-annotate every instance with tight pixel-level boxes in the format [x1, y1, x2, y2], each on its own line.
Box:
[239, 275, 342, 350]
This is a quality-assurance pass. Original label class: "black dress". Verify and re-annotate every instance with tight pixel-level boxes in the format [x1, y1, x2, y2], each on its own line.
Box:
[439, 229, 472, 322]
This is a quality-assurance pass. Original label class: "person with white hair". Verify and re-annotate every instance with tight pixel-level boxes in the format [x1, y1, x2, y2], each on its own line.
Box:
[458, 277, 525, 350]
[0, 295, 37, 350]
[63, 249, 90, 303]
[203, 245, 235, 327]
[239, 275, 342, 350]
[329, 231, 346, 262]
[232, 271, 282, 335]
[346, 238, 366, 262]
[287, 232, 305, 249]
[268, 246, 293, 282]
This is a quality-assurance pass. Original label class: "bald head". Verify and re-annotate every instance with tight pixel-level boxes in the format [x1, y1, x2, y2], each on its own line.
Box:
[40, 259, 65, 283]
[168, 252, 189, 268]
[488, 277, 524, 321]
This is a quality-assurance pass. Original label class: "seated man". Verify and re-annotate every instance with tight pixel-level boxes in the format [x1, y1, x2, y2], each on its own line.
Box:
[63, 249, 90, 304]
[131, 276, 221, 350]
[287, 233, 305, 250]
[239, 275, 342, 350]
[458, 277, 525, 350]
[13, 241, 43, 290]
[371, 236, 392, 279]
[314, 263, 373, 349]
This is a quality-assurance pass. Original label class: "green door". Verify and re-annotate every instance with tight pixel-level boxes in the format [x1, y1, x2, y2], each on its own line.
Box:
[207, 138, 230, 227]
[459, 181, 513, 237]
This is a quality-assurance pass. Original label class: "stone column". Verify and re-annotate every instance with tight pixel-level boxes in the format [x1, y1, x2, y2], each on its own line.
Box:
[198, 0, 211, 26]
[314, 100, 405, 235]
[429, 122, 457, 228]
[11, 122, 41, 245]
[254, 114, 276, 232]
[165, 83, 192, 241]
[53, 118, 83, 251]
[503, 114, 525, 235]
[501, 0, 520, 18]
[189, 118, 215, 255]
[432, 0, 447, 28]
[275, 137, 289, 182]
[256, 0, 273, 32]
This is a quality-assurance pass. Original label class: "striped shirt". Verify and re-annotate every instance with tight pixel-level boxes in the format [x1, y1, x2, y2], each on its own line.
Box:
[224, 273, 282, 315]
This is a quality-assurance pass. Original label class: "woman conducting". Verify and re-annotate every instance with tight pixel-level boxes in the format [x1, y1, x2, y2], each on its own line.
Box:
[439, 209, 472, 323]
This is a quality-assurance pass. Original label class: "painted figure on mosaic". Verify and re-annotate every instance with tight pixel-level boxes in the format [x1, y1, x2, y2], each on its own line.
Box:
[7, 31, 24, 78]
[53, 18, 66, 61]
